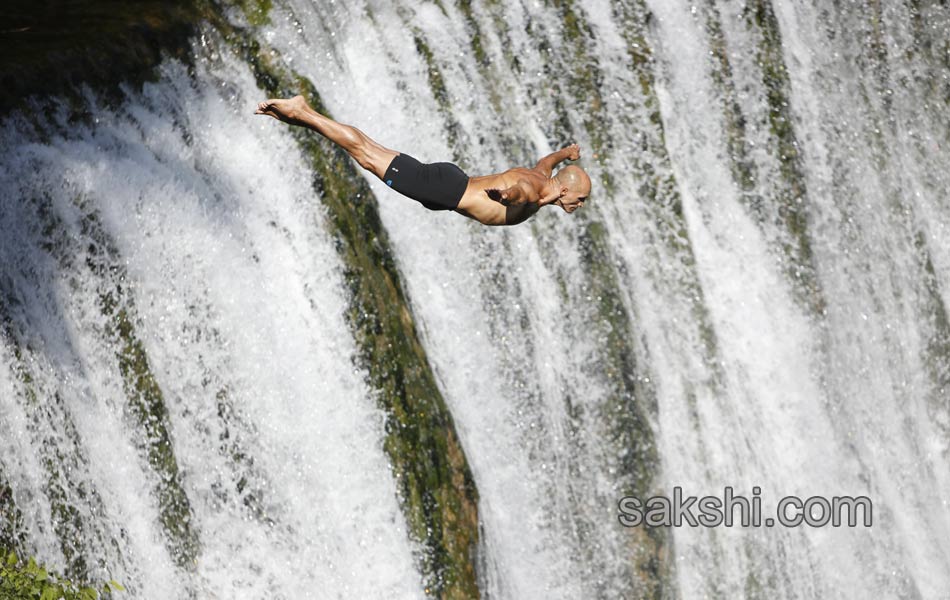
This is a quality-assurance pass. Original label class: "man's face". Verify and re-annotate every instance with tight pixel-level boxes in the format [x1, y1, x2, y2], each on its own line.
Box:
[557, 190, 588, 213]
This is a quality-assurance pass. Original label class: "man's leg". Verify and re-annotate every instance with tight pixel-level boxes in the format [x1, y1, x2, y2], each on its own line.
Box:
[256, 96, 398, 179]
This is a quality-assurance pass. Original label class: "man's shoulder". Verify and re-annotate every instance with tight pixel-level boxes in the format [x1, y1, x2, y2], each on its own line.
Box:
[468, 166, 543, 189]
[500, 166, 546, 186]
[507, 166, 542, 177]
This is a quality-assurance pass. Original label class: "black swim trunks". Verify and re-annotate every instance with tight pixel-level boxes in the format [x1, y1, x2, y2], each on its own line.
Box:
[382, 153, 469, 211]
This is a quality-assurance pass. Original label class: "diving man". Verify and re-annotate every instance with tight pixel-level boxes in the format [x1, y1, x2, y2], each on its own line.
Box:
[255, 96, 591, 226]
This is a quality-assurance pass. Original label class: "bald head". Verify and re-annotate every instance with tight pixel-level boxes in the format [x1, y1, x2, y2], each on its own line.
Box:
[555, 165, 592, 196]
[552, 165, 591, 213]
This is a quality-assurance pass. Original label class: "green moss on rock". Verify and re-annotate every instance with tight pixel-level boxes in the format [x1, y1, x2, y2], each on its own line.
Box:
[529, 1, 681, 595]
[738, 0, 825, 315]
[0, 0, 204, 115]
[579, 221, 666, 595]
[218, 22, 481, 599]
[233, 0, 273, 26]
[411, 32, 465, 165]
[0, 464, 25, 556]
[916, 232, 950, 414]
[456, 0, 489, 68]
[2, 289, 126, 582]
[75, 203, 200, 571]
[0, 312, 27, 556]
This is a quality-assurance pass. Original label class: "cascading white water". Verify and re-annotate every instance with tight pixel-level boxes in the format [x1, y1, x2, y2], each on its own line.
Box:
[0, 51, 424, 598]
[644, 2, 950, 596]
[262, 2, 665, 596]
[260, 0, 950, 596]
[1, 0, 948, 598]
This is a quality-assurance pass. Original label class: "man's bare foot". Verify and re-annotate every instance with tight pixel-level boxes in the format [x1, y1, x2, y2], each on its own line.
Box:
[254, 95, 309, 126]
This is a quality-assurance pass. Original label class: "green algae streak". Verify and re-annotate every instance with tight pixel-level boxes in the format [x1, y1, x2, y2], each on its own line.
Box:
[219, 16, 481, 599]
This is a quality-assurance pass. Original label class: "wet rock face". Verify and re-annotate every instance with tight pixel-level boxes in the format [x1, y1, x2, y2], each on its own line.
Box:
[0, 0, 203, 114]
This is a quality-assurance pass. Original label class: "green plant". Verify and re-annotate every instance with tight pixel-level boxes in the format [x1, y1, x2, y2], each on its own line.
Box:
[0, 551, 124, 600]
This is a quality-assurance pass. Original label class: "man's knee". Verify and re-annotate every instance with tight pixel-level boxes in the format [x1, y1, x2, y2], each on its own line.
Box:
[352, 147, 373, 171]
[358, 142, 396, 177]
[345, 129, 376, 170]
[334, 125, 393, 177]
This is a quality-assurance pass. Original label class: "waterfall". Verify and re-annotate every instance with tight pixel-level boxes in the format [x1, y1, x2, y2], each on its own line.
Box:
[0, 53, 423, 597]
[1, 0, 948, 598]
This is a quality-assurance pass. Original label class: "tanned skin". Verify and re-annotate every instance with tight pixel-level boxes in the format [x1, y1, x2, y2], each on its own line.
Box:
[255, 95, 592, 226]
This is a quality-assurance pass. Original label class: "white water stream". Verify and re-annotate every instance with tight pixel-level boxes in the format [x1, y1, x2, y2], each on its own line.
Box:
[1, 1, 948, 598]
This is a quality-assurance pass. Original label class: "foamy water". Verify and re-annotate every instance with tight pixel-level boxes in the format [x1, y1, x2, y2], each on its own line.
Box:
[2, 0, 949, 597]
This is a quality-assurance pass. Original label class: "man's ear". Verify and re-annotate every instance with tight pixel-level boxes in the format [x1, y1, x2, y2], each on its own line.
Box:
[560, 186, 569, 197]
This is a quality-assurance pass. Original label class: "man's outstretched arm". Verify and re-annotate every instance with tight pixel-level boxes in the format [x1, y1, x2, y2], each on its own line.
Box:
[534, 143, 581, 177]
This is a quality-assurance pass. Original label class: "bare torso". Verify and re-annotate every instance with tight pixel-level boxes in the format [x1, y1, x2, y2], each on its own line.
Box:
[455, 167, 549, 225]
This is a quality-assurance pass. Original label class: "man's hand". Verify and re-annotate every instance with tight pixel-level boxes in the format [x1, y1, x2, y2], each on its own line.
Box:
[486, 188, 510, 204]
[486, 188, 520, 206]
[535, 144, 580, 175]
[486, 180, 536, 206]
